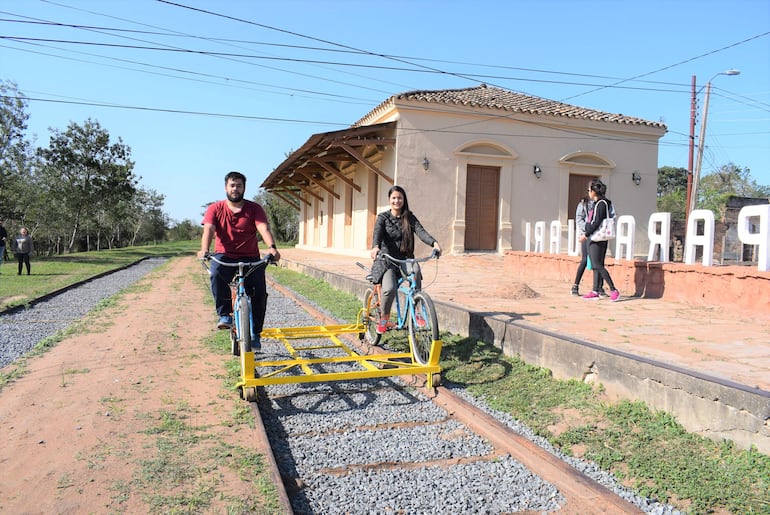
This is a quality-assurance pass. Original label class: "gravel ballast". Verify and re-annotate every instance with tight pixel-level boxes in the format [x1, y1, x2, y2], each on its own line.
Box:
[0, 258, 167, 369]
[260, 290, 682, 514]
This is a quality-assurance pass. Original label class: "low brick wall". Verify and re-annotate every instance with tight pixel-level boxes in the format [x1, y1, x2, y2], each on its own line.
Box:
[503, 252, 770, 318]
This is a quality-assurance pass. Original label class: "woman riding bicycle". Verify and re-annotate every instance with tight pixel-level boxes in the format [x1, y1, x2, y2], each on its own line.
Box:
[370, 185, 441, 335]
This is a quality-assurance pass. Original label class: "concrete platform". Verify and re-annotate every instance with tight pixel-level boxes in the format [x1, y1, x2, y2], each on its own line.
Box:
[277, 247, 770, 453]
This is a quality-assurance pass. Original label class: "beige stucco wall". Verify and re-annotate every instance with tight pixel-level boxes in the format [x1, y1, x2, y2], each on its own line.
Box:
[297, 101, 664, 258]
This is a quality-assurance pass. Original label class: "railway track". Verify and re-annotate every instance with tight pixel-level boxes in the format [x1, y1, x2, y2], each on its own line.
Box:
[254, 279, 653, 514]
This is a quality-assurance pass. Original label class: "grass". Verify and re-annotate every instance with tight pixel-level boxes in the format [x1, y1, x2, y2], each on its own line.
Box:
[0, 240, 198, 311]
[265, 265, 770, 515]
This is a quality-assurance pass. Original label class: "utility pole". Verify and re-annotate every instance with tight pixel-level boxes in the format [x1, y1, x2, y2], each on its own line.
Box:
[685, 75, 696, 228]
[685, 69, 740, 223]
[689, 81, 713, 218]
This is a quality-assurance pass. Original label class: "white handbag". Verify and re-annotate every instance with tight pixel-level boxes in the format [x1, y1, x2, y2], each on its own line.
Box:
[590, 200, 616, 242]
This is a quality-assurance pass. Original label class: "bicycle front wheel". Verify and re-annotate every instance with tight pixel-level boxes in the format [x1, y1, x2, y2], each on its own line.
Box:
[408, 291, 439, 365]
[362, 287, 383, 346]
[237, 295, 252, 354]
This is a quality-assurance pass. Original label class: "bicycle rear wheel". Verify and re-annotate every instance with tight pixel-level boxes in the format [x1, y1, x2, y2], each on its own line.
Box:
[362, 287, 383, 346]
[408, 291, 439, 365]
[237, 295, 252, 354]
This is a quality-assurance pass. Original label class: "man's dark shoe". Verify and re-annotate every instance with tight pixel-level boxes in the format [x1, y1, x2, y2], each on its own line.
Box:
[217, 315, 233, 330]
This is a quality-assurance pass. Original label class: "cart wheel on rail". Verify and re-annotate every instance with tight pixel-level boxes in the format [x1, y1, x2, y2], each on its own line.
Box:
[408, 291, 439, 365]
[243, 386, 257, 402]
[230, 327, 239, 356]
[431, 373, 442, 388]
[237, 296, 252, 354]
[362, 287, 383, 346]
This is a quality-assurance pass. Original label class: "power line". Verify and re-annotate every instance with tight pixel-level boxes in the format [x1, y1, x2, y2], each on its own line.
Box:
[561, 30, 770, 101]
[0, 15, 700, 89]
[1, 94, 351, 127]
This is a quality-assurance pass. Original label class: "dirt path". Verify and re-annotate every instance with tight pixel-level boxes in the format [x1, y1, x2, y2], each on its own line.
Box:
[0, 257, 276, 514]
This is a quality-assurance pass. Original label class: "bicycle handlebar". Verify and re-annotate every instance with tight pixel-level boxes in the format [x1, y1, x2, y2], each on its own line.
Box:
[354, 249, 439, 275]
[201, 253, 275, 269]
[379, 248, 440, 265]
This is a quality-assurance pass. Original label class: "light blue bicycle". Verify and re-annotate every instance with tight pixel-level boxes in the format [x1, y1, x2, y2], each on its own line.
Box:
[202, 253, 274, 357]
[357, 249, 440, 365]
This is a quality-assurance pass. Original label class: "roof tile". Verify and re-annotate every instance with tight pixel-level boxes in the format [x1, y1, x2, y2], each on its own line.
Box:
[356, 84, 665, 129]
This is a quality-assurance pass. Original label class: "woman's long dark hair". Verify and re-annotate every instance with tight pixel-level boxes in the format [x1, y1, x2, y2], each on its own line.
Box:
[588, 178, 607, 199]
[389, 185, 413, 254]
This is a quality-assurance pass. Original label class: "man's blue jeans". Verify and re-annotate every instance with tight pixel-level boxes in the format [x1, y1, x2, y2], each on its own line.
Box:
[209, 254, 268, 335]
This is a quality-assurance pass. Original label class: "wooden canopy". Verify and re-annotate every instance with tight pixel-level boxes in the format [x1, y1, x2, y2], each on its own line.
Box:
[260, 122, 396, 210]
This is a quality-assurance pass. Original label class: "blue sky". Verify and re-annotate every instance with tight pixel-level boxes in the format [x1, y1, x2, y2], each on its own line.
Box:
[2, 0, 768, 222]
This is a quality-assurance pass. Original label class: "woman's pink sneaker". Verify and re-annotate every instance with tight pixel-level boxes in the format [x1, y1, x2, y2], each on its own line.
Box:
[610, 290, 620, 302]
[582, 291, 600, 300]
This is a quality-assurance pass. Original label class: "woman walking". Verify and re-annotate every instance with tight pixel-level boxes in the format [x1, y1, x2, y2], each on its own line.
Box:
[580, 179, 619, 301]
[13, 227, 33, 276]
[370, 185, 441, 334]
[570, 189, 605, 297]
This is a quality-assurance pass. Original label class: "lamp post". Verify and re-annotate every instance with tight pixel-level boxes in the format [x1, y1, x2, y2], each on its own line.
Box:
[685, 69, 740, 223]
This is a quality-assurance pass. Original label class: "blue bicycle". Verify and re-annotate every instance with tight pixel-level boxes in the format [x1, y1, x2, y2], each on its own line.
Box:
[202, 253, 274, 357]
[357, 250, 440, 366]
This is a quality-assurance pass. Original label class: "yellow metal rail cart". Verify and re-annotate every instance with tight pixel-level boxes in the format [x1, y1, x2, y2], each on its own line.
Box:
[236, 317, 442, 402]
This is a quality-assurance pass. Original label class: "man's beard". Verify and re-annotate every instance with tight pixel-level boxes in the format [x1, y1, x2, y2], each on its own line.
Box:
[227, 192, 244, 203]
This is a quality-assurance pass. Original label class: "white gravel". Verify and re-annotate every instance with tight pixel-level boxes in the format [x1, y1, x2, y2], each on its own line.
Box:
[0, 258, 166, 369]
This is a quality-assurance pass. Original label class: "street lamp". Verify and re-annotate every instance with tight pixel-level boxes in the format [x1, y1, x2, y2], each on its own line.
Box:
[685, 69, 740, 223]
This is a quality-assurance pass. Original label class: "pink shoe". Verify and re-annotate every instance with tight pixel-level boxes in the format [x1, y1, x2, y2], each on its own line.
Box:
[376, 319, 389, 334]
[582, 291, 600, 300]
[415, 314, 427, 328]
[610, 290, 620, 302]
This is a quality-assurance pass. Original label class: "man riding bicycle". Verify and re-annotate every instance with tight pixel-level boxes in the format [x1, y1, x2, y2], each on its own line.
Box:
[198, 171, 281, 343]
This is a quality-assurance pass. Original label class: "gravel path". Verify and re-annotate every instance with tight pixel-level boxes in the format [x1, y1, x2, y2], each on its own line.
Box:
[0, 258, 167, 369]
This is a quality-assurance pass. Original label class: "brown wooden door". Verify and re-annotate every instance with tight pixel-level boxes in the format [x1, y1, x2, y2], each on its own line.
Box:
[569, 174, 598, 221]
[465, 165, 499, 250]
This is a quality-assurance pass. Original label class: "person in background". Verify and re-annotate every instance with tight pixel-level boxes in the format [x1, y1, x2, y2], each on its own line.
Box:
[370, 185, 441, 334]
[570, 188, 605, 297]
[580, 179, 619, 301]
[12, 227, 33, 276]
[0, 219, 8, 270]
[197, 171, 281, 347]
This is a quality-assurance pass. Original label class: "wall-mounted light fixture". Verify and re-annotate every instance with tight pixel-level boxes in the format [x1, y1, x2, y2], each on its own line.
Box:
[632, 171, 642, 186]
[533, 164, 542, 179]
[422, 157, 430, 171]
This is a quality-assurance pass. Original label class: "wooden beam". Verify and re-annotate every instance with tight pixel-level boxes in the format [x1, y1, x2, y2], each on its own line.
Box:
[310, 159, 362, 193]
[294, 170, 340, 200]
[274, 187, 310, 207]
[335, 142, 393, 185]
[281, 176, 324, 202]
[273, 191, 300, 211]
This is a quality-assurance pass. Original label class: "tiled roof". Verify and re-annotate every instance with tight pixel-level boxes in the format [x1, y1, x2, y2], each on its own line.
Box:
[355, 84, 666, 129]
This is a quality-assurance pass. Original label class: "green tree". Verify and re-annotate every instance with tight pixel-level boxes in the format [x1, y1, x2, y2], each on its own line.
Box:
[656, 166, 688, 221]
[253, 189, 298, 244]
[697, 163, 770, 217]
[129, 188, 167, 245]
[0, 80, 34, 221]
[167, 218, 202, 241]
[37, 119, 138, 251]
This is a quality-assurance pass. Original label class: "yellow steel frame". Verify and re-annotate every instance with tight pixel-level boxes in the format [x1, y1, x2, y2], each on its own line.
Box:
[236, 320, 442, 397]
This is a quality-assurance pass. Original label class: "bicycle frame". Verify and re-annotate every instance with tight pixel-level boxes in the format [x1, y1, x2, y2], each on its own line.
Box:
[202, 253, 274, 355]
[382, 249, 437, 330]
[358, 250, 440, 365]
